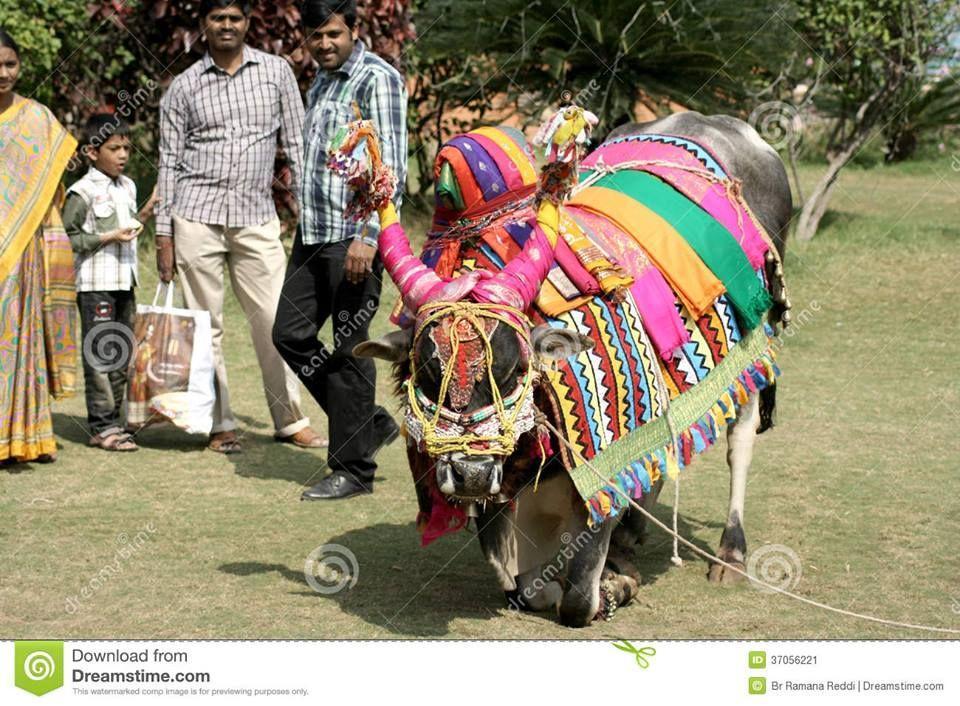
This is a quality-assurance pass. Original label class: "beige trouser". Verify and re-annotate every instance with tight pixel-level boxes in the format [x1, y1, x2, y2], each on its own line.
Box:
[173, 215, 308, 436]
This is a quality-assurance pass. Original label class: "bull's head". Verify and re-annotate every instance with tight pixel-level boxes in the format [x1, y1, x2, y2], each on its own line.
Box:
[355, 224, 593, 502]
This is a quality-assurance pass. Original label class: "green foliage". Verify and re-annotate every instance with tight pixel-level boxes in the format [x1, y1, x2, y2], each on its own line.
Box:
[791, 0, 958, 157]
[0, 0, 92, 107]
[406, 0, 791, 197]
[885, 69, 960, 161]
[418, 0, 785, 123]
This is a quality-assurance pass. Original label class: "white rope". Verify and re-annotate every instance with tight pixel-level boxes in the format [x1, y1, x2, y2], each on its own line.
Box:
[671, 476, 682, 567]
[624, 303, 683, 568]
[540, 417, 960, 635]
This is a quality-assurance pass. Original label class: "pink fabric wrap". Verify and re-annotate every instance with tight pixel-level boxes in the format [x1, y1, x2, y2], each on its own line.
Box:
[379, 222, 446, 310]
[583, 142, 769, 268]
[472, 224, 554, 311]
[554, 236, 601, 297]
[631, 270, 690, 359]
[380, 220, 554, 315]
[567, 207, 689, 359]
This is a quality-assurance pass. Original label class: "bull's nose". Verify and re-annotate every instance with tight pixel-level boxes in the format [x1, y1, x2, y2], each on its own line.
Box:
[436, 453, 502, 497]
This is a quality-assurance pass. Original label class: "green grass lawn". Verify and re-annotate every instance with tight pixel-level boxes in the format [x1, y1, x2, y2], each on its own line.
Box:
[2, 159, 958, 639]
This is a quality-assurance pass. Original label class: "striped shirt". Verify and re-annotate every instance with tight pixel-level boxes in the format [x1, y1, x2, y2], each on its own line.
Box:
[301, 41, 407, 246]
[156, 46, 305, 237]
[63, 168, 140, 292]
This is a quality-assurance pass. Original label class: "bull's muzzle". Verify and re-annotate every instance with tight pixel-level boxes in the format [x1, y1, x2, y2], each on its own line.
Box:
[436, 453, 503, 499]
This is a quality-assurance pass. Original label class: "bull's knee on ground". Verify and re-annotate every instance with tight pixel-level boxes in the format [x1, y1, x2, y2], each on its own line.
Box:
[506, 578, 563, 613]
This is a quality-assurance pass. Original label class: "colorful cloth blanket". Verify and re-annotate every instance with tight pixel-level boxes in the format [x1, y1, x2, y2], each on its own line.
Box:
[413, 129, 780, 524]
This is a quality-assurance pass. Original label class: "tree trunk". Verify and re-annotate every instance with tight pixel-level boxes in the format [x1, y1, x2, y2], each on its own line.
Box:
[786, 141, 805, 208]
[794, 126, 875, 242]
[794, 160, 843, 242]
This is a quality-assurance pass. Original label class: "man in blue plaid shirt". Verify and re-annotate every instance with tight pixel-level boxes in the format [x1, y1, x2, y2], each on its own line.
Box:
[274, 0, 406, 500]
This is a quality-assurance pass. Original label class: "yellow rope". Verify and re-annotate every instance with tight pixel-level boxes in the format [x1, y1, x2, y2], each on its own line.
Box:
[407, 301, 536, 458]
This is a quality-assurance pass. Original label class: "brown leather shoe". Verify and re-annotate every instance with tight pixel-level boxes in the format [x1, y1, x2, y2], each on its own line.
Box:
[276, 426, 328, 449]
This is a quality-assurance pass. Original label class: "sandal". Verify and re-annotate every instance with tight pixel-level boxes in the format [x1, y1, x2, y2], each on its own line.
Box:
[208, 431, 242, 455]
[88, 431, 139, 452]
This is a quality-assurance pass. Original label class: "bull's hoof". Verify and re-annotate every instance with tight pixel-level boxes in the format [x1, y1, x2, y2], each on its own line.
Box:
[604, 570, 639, 607]
[583, 570, 640, 624]
[708, 559, 747, 585]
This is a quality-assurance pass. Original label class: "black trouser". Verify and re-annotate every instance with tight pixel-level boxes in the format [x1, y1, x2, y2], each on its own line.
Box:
[273, 233, 391, 484]
[77, 289, 136, 436]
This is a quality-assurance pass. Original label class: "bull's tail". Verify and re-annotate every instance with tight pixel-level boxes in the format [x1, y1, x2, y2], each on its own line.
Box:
[758, 383, 776, 434]
[759, 254, 786, 435]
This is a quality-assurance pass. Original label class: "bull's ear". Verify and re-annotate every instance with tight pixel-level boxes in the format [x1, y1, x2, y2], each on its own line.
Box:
[530, 325, 594, 362]
[353, 328, 413, 362]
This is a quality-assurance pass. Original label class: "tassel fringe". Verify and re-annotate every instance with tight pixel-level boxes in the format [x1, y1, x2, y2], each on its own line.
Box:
[584, 351, 781, 525]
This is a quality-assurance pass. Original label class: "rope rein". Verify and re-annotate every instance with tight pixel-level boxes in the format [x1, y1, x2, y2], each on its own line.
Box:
[538, 416, 960, 635]
[406, 301, 536, 458]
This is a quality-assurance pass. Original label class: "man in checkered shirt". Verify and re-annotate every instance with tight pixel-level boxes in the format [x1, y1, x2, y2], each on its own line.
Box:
[273, 0, 407, 500]
[156, 0, 325, 454]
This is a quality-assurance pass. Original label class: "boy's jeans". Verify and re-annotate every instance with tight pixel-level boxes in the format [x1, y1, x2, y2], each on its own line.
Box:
[77, 290, 136, 437]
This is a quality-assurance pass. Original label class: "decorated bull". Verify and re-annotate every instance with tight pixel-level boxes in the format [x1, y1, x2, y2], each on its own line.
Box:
[330, 110, 791, 626]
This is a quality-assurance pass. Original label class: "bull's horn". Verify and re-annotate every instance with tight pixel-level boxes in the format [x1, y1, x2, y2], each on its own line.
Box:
[378, 203, 447, 312]
[472, 203, 557, 311]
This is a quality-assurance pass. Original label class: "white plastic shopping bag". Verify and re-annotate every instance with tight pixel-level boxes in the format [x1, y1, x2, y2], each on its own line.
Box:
[127, 283, 215, 434]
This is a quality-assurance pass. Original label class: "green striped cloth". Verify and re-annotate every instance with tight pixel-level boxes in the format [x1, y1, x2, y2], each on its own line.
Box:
[583, 169, 771, 330]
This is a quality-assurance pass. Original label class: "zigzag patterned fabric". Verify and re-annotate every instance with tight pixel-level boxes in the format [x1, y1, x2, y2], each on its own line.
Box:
[419, 131, 781, 524]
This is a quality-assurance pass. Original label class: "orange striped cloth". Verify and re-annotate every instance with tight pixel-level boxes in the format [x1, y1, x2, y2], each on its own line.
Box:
[568, 186, 725, 316]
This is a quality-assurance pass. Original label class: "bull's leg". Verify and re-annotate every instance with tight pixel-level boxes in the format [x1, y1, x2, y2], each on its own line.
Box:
[559, 520, 616, 627]
[708, 392, 760, 584]
[610, 475, 665, 554]
[605, 479, 660, 585]
[507, 567, 564, 613]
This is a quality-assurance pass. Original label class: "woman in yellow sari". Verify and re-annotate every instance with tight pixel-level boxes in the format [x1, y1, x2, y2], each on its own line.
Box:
[0, 28, 79, 464]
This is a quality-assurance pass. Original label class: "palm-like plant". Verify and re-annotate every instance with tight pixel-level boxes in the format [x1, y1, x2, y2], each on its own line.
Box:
[407, 0, 791, 196]
[884, 71, 960, 161]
